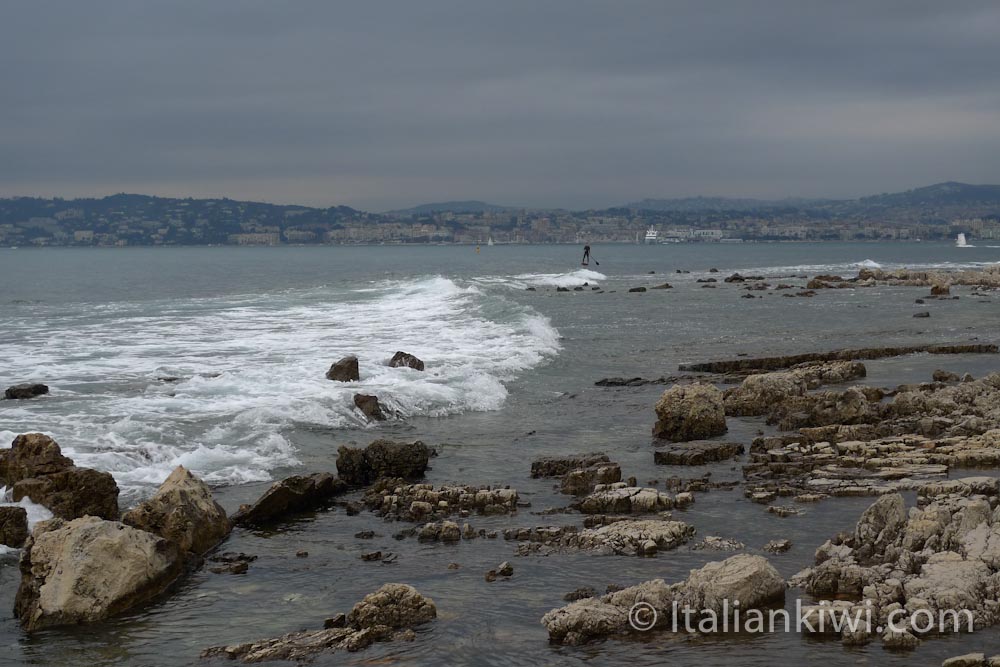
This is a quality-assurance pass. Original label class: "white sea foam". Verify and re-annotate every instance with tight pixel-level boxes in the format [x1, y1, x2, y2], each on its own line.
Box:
[0, 277, 561, 500]
[856, 259, 882, 269]
[512, 268, 607, 288]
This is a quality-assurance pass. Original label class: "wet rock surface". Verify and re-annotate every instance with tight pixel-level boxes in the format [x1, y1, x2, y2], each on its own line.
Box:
[364, 479, 519, 521]
[202, 583, 436, 663]
[336, 439, 432, 486]
[0, 434, 119, 521]
[231, 473, 347, 527]
[389, 351, 425, 371]
[0, 506, 29, 548]
[4, 383, 49, 400]
[326, 355, 360, 382]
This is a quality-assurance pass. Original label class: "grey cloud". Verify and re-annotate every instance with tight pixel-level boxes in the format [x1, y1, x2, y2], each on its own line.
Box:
[1, 0, 998, 209]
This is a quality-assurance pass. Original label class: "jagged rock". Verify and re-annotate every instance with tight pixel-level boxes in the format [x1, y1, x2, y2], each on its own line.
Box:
[497, 561, 514, 576]
[931, 284, 952, 296]
[336, 440, 431, 486]
[4, 383, 49, 400]
[0, 506, 29, 548]
[122, 466, 230, 556]
[694, 536, 744, 551]
[541, 554, 783, 645]
[564, 587, 598, 601]
[0, 433, 74, 483]
[652, 383, 727, 441]
[653, 441, 744, 465]
[933, 369, 962, 383]
[914, 311, 931, 318]
[417, 520, 461, 542]
[202, 584, 435, 663]
[353, 393, 386, 420]
[14, 517, 185, 631]
[942, 654, 987, 667]
[389, 351, 424, 371]
[231, 473, 347, 526]
[0, 433, 119, 521]
[326, 355, 360, 382]
[628, 286, 647, 293]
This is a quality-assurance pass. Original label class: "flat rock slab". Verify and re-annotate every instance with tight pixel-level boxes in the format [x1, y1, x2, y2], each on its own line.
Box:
[654, 441, 745, 465]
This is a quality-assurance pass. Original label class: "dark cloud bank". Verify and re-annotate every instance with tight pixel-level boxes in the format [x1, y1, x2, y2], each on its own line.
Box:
[1, 0, 998, 210]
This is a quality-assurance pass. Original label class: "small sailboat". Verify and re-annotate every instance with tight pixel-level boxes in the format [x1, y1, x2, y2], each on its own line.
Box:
[487, 237, 494, 247]
[956, 233, 974, 248]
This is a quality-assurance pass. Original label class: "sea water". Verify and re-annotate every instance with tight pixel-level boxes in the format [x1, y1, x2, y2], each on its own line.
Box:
[2, 242, 1000, 666]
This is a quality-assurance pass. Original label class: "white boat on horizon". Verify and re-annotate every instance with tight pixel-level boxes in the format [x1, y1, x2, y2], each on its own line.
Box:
[644, 228, 658, 244]
[956, 233, 974, 248]
[487, 237, 494, 246]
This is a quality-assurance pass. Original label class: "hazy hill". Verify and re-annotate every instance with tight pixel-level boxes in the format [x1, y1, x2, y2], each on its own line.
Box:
[385, 200, 520, 216]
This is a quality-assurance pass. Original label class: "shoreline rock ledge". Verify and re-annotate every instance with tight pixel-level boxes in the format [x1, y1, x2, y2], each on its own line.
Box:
[202, 583, 436, 663]
[541, 553, 784, 645]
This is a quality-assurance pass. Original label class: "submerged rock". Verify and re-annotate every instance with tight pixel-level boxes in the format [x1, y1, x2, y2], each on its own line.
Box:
[389, 351, 425, 371]
[652, 383, 727, 441]
[531, 453, 612, 478]
[202, 583, 436, 663]
[4, 383, 49, 400]
[576, 485, 677, 514]
[326, 355, 360, 382]
[15, 516, 185, 631]
[231, 473, 347, 527]
[122, 466, 230, 556]
[364, 479, 518, 521]
[336, 439, 431, 486]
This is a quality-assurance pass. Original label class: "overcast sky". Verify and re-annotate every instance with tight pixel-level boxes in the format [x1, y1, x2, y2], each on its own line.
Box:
[1, 1, 998, 210]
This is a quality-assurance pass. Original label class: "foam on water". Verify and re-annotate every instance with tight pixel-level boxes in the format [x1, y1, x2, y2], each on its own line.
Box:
[510, 268, 607, 288]
[0, 488, 53, 555]
[0, 277, 560, 500]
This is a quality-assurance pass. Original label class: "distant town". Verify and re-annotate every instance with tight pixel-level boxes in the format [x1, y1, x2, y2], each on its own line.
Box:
[2, 182, 1000, 248]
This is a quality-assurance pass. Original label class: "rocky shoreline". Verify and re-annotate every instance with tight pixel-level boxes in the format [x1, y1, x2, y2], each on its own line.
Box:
[4, 264, 1000, 665]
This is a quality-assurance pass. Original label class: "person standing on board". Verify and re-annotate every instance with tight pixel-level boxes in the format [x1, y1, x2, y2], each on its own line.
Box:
[581, 244, 591, 266]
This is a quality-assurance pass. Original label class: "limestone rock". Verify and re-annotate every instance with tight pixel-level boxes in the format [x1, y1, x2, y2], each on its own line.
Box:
[122, 466, 230, 556]
[652, 383, 727, 441]
[14, 517, 184, 631]
[653, 440, 744, 465]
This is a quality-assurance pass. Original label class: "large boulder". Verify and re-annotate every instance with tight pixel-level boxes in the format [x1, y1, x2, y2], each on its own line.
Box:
[388, 351, 424, 371]
[652, 383, 727, 441]
[0, 506, 29, 548]
[336, 440, 431, 486]
[679, 554, 786, 613]
[14, 516, 185, 631]
[326, 355, 360, 382]
[1, 434, 119, 521]
[854, 492, 906, 556]
[123, 466, 230, 556]
[231, 473, 347, 527]
[4, 384, 49, 400]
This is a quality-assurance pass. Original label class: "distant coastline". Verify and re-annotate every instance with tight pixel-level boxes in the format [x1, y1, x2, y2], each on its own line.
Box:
[2, 182, 999, 247]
